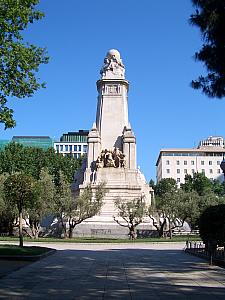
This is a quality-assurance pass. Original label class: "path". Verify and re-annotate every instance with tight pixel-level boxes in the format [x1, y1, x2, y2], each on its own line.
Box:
[0, 242, 225, 299]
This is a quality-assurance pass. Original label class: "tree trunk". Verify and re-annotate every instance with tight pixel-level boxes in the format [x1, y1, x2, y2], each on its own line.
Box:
[69, 226, 74, 239]
[62, 223, 68, 239]
[158, 219, 166, 237]
[19, 211, 23, 247]
[129, 225, 136, 240]
[169, 221, 172, 239]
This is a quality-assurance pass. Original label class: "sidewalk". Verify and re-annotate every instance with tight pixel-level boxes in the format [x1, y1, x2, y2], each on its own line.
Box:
[0, 260, 31, 279]
[0, 242, 225, 299]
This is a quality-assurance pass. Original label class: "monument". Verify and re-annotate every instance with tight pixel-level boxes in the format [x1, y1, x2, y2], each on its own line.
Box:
[73, 49, 153, 238]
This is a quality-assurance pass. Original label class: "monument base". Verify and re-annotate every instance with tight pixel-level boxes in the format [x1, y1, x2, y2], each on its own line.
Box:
[73, 221, 156, 239]
[72, 167, 153, 238]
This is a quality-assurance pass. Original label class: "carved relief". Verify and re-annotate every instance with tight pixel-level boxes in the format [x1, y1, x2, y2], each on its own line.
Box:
[96, 148, 126, 170]
[102, 84, 122, 95]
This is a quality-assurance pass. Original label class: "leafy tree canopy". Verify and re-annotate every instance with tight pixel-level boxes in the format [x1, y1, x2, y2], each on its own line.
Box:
[190, 0, 225, 98]
[149, 179, 155, 190]
[181, 172, 213, 196]
[154, 178, 177, 197]
[199, 204, 225, 248]
[3, 173, 36, 246]
[0, 0, 49, 129]
[54, 172, 105, 238]
[0, 142, 82, 183]
[114, 198, 146, 240]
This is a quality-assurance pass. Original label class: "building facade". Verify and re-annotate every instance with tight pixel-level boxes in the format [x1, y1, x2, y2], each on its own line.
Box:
[0, 136, 54, 150]
[156, 136, 225, 185]
[12, 136, 54, 149]
[54, 130, 88, 158]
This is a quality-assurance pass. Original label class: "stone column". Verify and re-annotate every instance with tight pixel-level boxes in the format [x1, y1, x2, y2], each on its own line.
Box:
[123, 125, 136, 169]
[96, 79, 129, 151]
[87, 123, 101, 170]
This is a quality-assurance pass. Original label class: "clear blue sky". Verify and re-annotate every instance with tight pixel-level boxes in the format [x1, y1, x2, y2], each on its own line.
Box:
[1, 0, 225, 182]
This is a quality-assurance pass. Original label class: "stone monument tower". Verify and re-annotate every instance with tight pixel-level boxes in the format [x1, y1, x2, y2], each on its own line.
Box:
[73, 49, 152, 238]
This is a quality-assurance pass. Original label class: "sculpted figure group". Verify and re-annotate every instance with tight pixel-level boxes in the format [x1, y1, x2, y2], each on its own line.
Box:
[96, 148, 126, 169]
[100, 52, 125, 78]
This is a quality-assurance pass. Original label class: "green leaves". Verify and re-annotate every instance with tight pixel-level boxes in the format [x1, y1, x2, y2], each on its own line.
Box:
[199, 204, 225, 247]
[3, 173, 36, 211]
[0, 0, 49, 129]
[0, 142, 82, 182]
[190, 0, 225, 98]
[114, 198, 147, 227]
[154, 178, 177, 197]
[54, 173, 105, 238]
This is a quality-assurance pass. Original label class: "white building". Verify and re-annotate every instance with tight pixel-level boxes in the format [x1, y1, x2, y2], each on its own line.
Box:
[54, 130, 88, 159]
[156, 136, 225, 185]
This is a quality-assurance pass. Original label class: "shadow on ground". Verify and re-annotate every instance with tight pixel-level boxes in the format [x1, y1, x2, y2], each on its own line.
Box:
[0, 248, 225, 299]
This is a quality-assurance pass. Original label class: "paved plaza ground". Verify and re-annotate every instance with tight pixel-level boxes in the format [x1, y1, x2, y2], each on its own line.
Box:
[0, 242, 225, 299]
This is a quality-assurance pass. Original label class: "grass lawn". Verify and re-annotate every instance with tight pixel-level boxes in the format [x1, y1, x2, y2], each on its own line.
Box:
[0, 235, 201, 244]
[0, 244, 53, 256]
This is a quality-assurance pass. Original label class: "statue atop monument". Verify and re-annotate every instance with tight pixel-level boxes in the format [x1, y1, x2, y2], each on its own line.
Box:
[100, 49, 125, 79]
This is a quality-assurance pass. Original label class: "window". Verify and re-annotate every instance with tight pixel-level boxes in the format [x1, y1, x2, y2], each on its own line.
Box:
[176, 161, 180, 165]
[56, 145, 59, 152]
[209, 161, 212, 165]
[201, 161, 204, 165]
[83, 145, 87, 152]
[77, 153, 81, 158]
[74, 145, 77, 151]
[202, 169, 205, 174]
[78, 145, 81, 152]
[69, 145, 73, 152]
[177, 169, 180, 174]
[184, 161, 187, 165]
[192, 169, 195, 174]
[184, 169, 187, 174]
[65, 145, 68, 151]
[166, 160, 170, 165]
[217, 161, 221, 165]
[217, 169, 221, 174]
[191, 161, 194, 165]
[60, 145, 63, 152]
[209, 169, 213, 174]
[166, 169, 170, 174]
[177, 178, 180, 183]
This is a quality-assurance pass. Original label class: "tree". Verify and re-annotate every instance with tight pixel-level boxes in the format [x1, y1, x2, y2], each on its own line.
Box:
[0, 0, 49, 129]
[199, 204, 225, 250]
[181, 172, 212, 196]
[175, 190, 200, 230]
[149, 179, 156, 190]
[3, 173, 36, 247]
[190, 0, 225, 98]
[198, 191, 225, 213]
[114, 198, 147, 240]
[212, 180, 225, 196]
[152, 178, 201, 237]
[54, 172, 105, 238]
[0, 143, 82, 183]
[24, 169, 55, 239]
[45, 148, 82, 185]
[0, 173, 16, 235]
[154, 178, 177, 197]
